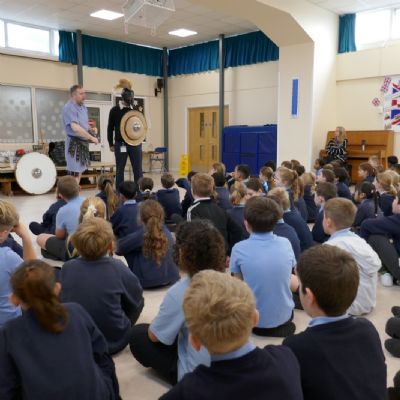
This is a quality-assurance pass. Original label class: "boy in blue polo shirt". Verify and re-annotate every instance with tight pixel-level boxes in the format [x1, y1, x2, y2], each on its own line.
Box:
[160, 270, 303, 400]
[37, 176, 84, 261]
[230, 196, 296, 337]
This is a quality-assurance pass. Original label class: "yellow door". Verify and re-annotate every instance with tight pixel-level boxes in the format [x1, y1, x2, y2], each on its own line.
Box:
[188, 106, 229, 172]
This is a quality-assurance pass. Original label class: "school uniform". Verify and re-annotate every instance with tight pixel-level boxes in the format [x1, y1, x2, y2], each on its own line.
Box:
[61, 256, 144, 354]
[44, 195, 85, 261]
[379, 193, 395, 216]
[353, 198, 380, 228]
[187, 198, 243, 253]
[336, 181, 352, 200]
[303, 184, 318, 223]
[311, 207, 330, 244]
[116, 226, 180, 288]
[0, 302, 119, 400]
[283, 316, 387, 400]
[159, 342, 303, 400]
[360, 214, 400, 281]
[230, 233, 295, 330]
[284, 209, 314, 250]
[326, 229, 381, 315]
[176, 178, 194, 216]
[29, 198, 66, 235]
[157, 188, 182, 221]
[274, 220, 301, 261]
[227, 205, 249, 240]
[364, 175, 375, 183]
[110, 199, 139, 238]
[136, 190, 157, 203]
[215, 187, 232, 210]
[0, 247, 23, 328]
[295, 197, 308, 222]
[0, 234, 23, 258]
[130, 277, 211, 384]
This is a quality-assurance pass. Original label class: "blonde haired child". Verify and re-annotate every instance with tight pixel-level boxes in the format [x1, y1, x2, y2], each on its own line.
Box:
[160, 270, 303, 400]
[61, 217, 144, 354]
[0, 200, 36, 327]
[96, 174, 118, 220]
[374, 171, 397, 216]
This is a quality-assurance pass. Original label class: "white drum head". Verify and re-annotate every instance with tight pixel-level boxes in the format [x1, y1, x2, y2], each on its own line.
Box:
[15, 153, 57, 195]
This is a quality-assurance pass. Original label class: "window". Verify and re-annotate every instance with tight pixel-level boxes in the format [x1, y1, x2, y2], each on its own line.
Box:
[0, 21, 5, 47]
[356, 9, 391, 47]
[392, 9, 400, 39]
[7, 23, 50, 53]
[0, 19, 58, 57]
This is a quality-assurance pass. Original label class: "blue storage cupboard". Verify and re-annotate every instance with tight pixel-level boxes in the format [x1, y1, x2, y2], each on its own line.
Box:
[222, 125, 277, 173]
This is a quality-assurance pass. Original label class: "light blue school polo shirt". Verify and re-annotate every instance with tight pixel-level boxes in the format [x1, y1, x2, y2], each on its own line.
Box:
[230, 232, 295, 328]
[0, 247, 23, 327]
[150, 277, 210, 380]
[56, 195, 85, 235]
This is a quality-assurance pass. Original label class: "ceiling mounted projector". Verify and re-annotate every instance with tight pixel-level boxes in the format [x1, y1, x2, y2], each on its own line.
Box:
[122, 0, 175, 33]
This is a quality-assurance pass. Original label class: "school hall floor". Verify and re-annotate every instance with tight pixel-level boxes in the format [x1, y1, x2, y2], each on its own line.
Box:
[3, 173, 399, 398]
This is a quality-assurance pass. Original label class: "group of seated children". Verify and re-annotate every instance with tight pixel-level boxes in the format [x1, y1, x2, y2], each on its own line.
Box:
[1, 152, 400, 399]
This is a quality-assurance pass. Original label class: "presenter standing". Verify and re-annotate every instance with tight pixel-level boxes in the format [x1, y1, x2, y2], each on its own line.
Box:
[108, 84, 143, 188]
[62, 85, 98, 181]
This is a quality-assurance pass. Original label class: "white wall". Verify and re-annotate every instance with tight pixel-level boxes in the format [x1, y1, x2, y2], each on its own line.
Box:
[0, 54, 164, 152]
[336, 42, 400, 155]
[168, 61, 279, 169]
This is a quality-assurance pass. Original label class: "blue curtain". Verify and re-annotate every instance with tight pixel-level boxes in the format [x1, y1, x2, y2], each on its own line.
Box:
[59, 31, 163, 76]
[338, 14, 356, 53]
[59, 30, 77, 64]
[82, 35, 163, 76]
[225, 31, 279, 68]
[168, 40, 219, 76]
[168, 31, 279, 76]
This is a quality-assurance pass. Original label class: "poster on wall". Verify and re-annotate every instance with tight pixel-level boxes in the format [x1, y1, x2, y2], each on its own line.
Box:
[383, 75, 400, 132]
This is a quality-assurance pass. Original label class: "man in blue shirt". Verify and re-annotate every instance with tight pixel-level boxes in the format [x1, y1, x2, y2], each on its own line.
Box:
[230, 196, 296, 337]
[62, 85, 99, 181]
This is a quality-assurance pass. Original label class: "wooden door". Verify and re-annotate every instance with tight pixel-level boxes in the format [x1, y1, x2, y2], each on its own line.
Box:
[188, 106, 228, 172]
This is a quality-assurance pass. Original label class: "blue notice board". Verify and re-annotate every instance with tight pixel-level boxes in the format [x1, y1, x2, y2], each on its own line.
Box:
[291, 78, 299, 117]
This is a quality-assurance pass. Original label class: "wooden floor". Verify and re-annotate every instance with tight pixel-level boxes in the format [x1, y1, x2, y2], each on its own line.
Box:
[3, 172, 399, 397]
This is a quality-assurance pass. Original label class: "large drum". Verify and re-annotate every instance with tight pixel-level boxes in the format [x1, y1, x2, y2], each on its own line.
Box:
[15, 152, 57, 195]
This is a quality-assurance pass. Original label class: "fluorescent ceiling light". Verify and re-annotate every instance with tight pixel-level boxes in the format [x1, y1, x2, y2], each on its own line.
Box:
[169, 28, 197, 37]
[90, 9, 124, 20]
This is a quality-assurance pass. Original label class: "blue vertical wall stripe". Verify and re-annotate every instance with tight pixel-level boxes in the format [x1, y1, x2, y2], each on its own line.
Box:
[291, 78, 299, 117]
[338, 14, 357, 53]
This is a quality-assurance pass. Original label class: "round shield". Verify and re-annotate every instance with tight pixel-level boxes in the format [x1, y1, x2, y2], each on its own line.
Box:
[15, 153, 57, 195]
[120, 110, 147, 146]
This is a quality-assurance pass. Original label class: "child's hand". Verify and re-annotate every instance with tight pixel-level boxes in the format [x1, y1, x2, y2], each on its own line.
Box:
[11, 223, 30, 240]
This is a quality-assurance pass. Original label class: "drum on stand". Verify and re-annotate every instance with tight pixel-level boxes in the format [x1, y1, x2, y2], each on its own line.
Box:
[15, 153, 57, 195]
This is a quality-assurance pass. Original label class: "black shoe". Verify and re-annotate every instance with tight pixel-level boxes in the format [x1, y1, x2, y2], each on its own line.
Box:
[388, 387, 400, 400]
[393, 307, 400, 318]
[385, 338, 400, 357]
[386, 317, 400, 339]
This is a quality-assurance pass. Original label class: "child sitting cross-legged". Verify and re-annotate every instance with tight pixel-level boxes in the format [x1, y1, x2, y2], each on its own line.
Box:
[157, 173, 182, 222]
[0, 260, 120, 400]
[61, 217, 144, 355]
[230, 196, 296, 337]
[159, 270, 303, 400]
[283, 245, 387, 400]
[95, 174, 119, 220]
[116, 200, 180, 289]
[129, 220, 226, 384]
[323, 198, 381, 315]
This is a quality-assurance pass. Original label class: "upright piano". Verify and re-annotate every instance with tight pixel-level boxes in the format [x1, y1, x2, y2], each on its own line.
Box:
[320, 130, 395, 183]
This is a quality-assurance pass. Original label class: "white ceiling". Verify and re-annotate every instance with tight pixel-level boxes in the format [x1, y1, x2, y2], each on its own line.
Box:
[0, 0, 257, 49]
[307, 0, 400, 15]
